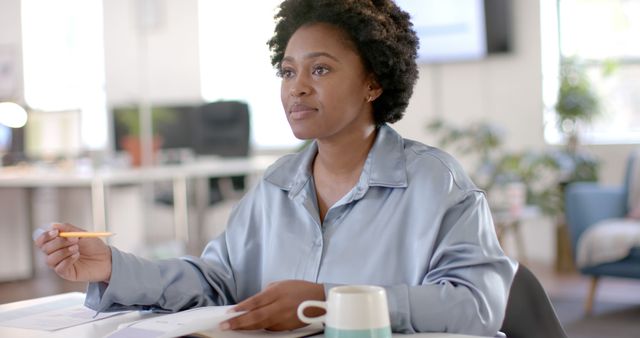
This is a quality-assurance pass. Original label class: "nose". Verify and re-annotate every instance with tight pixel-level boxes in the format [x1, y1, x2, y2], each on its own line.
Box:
[289, 74, 311, 97]
[290, 86, 307, 97]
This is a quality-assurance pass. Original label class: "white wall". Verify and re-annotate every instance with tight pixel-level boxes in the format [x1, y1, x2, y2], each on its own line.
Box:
[0, 0, 32, 282]
[0, 0, 24, 103]
[588, 144, 636, 186]
[103, 0, 201, 105]
[395, 0, 544, 153]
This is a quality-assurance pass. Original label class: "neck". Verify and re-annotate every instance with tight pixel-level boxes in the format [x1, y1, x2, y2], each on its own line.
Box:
[314, 125, 377, 178]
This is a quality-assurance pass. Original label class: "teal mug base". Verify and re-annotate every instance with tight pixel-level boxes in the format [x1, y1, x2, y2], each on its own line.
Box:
[324, 326, 392, 338]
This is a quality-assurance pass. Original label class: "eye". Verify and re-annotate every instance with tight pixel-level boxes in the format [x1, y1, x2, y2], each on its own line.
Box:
[278, 66, 295, 79]
[312, 65, 330, 76]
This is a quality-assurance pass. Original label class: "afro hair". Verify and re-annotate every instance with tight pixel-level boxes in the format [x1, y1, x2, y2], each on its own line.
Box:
[268, 0, 419, 125]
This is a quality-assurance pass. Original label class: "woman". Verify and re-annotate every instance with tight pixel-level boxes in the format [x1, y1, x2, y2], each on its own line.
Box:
[35, 0, 516, 335]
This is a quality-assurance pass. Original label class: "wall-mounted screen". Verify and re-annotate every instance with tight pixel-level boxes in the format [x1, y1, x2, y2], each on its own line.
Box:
[395, 0, 512, 63]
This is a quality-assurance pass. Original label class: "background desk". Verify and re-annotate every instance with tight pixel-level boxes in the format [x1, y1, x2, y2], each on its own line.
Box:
[492, 205, 541, 264]
[0, 156, 277, 281]
[0, 292, 490, 338]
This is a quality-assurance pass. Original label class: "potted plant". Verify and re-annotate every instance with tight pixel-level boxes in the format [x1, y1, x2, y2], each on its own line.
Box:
[553, 56, 602, 192]
[426, 119, 573, 216]
[426, 118, 507, 193]
[427, 118, 601, 272]
[115, 106, 175, 166]
[554, 56, 608, 151]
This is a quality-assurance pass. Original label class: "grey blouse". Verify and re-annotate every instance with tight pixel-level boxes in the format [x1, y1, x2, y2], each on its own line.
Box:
[86, 125, 516, 336]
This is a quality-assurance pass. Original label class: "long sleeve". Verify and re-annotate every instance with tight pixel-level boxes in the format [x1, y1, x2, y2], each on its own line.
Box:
[82, 174, 273, 313]
[83, 184, 267, 313]
[85, 235, 237, 312]
[383, 192, 515, 336]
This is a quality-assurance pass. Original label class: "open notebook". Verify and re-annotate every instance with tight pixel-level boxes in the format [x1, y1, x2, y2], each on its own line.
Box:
[106, 305, 323, 338]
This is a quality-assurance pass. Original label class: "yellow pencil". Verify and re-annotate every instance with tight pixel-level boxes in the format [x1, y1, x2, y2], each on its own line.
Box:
[59, 232, 114, 238]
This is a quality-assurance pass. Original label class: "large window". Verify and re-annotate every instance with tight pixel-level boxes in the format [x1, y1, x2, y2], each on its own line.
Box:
[198, 0, 300, 150]
[543, 0, 640, 144]
[21, 0, 107, 151]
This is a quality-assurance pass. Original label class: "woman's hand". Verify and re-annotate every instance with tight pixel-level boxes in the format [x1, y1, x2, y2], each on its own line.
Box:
[221, 280, 326, 331]
[34, 223, 112, 283]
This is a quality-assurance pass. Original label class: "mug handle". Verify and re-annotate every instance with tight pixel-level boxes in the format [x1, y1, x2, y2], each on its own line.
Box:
[297, 300, 327, 324]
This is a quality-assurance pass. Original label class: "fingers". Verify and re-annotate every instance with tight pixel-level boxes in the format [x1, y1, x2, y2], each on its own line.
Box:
[53, 256, 80, 282]
[52, 222, 86, 233]
[232, 287, 278, 312]
[224, 303, 303, 331]
[224, 290, 277, 331]
[228, 308, 271, 330]
[33, 229, 50, 248]
[48, 245, 79, 271]
[34, 223, 82, 271]
[222, 281, 325, 332]
[224, 287, 278, 330]
[222, 292, 304, 331]
[223, 302, 283, 331]
[40, 236, 79, 255]
[34, 223, 85, 248]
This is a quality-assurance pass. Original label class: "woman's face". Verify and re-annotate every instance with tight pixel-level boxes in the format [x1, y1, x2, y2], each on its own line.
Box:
[280, 23, 378, 141]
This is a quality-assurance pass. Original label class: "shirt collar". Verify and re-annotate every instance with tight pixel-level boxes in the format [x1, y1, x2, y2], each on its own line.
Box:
[264, 124, 408, 198]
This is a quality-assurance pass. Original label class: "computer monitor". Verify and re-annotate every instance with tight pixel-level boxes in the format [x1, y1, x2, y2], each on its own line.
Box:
[192, 101, 250, 157]
[113, 101, 251, 156]
[112, 105, 197, 151]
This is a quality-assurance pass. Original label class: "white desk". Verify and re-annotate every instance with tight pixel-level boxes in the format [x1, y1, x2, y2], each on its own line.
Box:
[0, 293, 489, 338]
[0, 156, 277, 279]
[0, 293, 153, 338]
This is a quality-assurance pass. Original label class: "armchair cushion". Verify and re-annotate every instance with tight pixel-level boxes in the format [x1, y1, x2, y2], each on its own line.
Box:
[576, 218, 640, 268]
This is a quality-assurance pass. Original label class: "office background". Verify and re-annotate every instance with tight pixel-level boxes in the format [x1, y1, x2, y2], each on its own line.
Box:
[1, 0, 634, 173]
[1, 0, 636, 264]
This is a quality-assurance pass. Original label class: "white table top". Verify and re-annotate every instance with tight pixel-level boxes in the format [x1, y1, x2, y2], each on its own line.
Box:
[0, 293, 153, 338]
[0, 293, 489, 338]
[0, 155, 278, 188]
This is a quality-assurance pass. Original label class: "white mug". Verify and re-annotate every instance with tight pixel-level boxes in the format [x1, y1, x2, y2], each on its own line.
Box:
[297, 285, 392, 338]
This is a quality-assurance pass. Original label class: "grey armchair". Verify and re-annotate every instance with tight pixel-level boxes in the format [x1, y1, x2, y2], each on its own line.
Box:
[564, 152, 640, 314]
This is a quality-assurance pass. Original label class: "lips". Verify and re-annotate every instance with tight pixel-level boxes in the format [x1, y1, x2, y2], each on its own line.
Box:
[289, 103, 317, 120]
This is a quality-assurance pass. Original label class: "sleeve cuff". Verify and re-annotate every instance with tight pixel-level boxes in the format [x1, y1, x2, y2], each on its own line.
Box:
[84, 246, 163, 312]
[384, 284, 415, 333]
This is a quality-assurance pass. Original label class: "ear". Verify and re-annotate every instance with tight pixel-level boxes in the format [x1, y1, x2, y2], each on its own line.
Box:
[365, 77, 383, 103]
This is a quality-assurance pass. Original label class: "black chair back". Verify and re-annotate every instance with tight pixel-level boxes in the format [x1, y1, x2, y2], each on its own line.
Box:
[192, 100, 251, 204]
[193, 100, 250, 157]
[500, 264, 568, 338]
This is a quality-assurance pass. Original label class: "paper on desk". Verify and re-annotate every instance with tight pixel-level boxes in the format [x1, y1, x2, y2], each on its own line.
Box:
[198, 323, 323, 338]
[106, 305, 322, 338]
[0, 303, 127, 331]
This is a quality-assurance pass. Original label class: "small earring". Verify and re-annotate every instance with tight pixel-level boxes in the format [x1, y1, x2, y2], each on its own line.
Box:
[367, 96, 373, 102]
